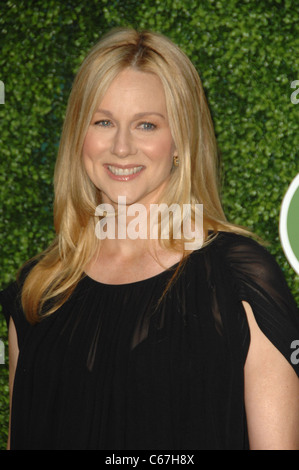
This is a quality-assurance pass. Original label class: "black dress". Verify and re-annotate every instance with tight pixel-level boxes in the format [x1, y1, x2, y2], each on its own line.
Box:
[1, 232, 299, 450]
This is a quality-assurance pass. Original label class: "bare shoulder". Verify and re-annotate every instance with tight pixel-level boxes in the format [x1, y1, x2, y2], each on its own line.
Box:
[243, 301, 299, 450]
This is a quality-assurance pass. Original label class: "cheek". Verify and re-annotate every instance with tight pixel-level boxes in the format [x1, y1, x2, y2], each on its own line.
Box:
[145, 136, 175, 166]
[82, 133, 103, 185]
[82, 131, 101, 161]
[82, 138, 93, 175]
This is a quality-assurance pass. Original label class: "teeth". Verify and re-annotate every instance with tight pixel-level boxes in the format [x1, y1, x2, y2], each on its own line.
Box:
[108, 165, 143, 176]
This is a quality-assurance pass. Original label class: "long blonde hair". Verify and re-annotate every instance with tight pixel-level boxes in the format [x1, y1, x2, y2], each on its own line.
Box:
[20, 28, 251, 324]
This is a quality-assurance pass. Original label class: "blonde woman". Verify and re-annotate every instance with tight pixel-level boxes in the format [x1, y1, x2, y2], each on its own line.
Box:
[1, 28, 299, 450]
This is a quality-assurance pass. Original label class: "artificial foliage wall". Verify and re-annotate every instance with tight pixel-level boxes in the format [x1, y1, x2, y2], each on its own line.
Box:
[0, 0, 298, 449]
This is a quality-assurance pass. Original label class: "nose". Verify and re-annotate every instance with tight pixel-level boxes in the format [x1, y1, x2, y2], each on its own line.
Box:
[111, 127, 136, 158]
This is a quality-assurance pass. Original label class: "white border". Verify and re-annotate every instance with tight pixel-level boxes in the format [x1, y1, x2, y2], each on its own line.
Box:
[279, 173, 299, 275]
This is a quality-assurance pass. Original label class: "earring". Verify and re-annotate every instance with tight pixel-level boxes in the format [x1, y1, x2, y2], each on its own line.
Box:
[173, 155, 179, 167]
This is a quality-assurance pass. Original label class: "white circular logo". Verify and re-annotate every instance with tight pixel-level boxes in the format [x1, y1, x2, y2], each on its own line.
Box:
[279, 173, 299, 275]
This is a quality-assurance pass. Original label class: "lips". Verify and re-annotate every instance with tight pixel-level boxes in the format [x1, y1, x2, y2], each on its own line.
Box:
[107, 165, 143, 176]
[104, 164, 145, 181]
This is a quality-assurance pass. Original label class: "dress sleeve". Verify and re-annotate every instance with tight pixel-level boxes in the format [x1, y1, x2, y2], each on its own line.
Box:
[220, 232, 299, 377]
[0, 281, 30, 349]
[0, 262, 35, 349]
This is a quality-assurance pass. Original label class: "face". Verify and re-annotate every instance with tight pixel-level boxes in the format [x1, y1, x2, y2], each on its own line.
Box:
[82, 68, 177, 208]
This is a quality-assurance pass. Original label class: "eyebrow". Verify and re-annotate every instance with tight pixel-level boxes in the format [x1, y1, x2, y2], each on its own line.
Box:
[95, 108, 166, 120]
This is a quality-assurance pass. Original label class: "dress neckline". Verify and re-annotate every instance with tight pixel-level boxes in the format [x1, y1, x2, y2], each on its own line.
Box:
[82, 232, 218, 288]
[83, 258, 183, 288]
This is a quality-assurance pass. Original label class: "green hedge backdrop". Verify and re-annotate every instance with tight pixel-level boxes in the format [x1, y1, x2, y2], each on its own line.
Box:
[0, 0, 298, 449]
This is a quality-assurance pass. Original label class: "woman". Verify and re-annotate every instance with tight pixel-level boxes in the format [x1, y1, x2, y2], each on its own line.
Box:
[1, 28, 299, 450]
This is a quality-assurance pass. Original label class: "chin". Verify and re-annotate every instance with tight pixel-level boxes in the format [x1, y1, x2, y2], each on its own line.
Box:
[100, 193, 142, 207]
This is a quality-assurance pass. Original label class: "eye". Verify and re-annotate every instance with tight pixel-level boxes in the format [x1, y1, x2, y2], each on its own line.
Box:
[138, 122, 157, 131]
[94, 120, 113, 128]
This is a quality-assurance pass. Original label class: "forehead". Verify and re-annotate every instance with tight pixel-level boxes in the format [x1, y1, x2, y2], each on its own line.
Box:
[98, 68, 167, 110]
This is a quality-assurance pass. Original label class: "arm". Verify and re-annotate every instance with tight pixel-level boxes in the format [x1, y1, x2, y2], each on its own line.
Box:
[243, 301, 299, 450]
[7, 317, 19, 450]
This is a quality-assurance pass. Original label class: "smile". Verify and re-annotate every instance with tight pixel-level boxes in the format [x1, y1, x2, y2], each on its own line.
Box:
[104, 164, 145, 182]
[107, 165, 144, 176]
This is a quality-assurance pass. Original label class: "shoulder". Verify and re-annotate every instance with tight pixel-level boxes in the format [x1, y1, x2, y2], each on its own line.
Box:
[206, 230, 297, 307]
[207, 231, 284, 285]
[209, 230, 270, 260]
[207, 231, 299, 377]
[0, 258, 38, 343]
[0, 281, 20, 327]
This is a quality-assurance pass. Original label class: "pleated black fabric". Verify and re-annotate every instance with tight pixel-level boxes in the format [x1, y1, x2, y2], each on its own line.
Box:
[1, 232, 299, 450]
